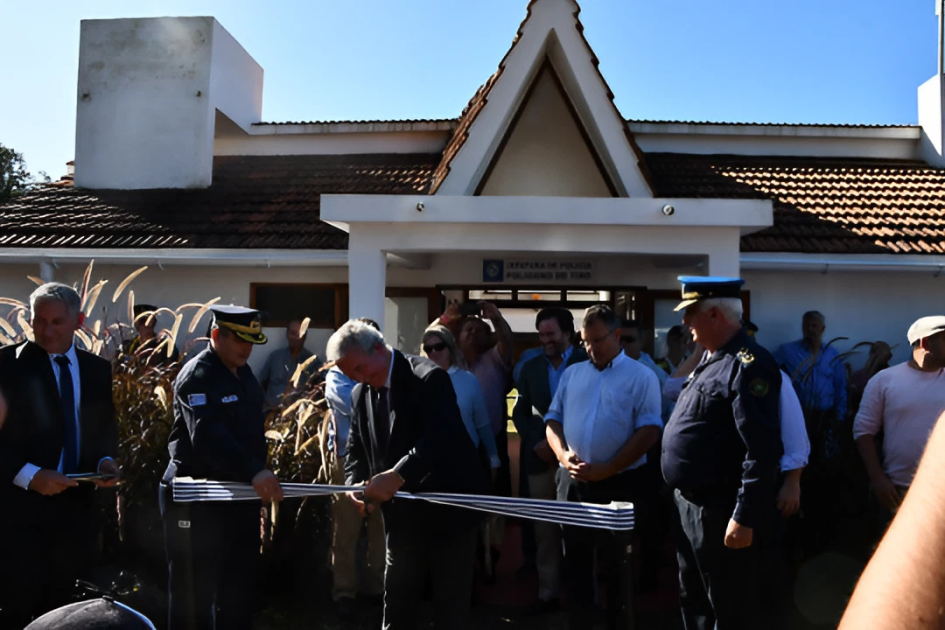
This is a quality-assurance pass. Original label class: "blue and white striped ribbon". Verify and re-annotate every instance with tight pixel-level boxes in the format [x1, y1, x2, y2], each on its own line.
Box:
[172, 479, 634, 531]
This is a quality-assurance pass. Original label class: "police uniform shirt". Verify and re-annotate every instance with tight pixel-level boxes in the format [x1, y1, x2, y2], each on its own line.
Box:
[166, 346, 267, 483]
[661, 330, 782, 529]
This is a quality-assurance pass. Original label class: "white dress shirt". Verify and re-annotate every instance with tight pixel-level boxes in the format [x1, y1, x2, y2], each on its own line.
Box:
[545, 352, 662, 470]
[14, 344, 82, 489]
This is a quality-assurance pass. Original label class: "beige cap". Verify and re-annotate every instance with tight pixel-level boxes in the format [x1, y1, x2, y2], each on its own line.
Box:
[907, 316, 945, 345]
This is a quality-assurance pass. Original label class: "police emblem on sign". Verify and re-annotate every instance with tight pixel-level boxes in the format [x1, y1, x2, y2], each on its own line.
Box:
[482, 259, 504, 283]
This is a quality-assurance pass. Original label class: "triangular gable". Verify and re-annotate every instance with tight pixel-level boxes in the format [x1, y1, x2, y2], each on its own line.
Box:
[430, 0, 653, 197]
[478, 61, 616, 197]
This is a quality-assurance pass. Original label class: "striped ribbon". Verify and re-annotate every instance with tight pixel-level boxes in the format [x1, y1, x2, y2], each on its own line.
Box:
[172, 479, 634, 531]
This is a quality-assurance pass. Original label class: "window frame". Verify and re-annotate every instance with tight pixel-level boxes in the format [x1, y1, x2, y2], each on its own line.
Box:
[249, 282, 348, 329]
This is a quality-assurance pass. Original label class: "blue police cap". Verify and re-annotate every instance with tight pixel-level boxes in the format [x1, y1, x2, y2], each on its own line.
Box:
[210, 305, 267, 345]
[25, 597, 155, 629]
[675, 276, 745, 312]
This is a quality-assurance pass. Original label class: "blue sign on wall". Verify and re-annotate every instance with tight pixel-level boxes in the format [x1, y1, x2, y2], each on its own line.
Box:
[482, 259, 504, 283]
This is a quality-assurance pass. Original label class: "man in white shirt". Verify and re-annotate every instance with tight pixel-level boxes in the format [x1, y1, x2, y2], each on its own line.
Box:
[545, 305, 662, 629]
[854, 316, 945, 532]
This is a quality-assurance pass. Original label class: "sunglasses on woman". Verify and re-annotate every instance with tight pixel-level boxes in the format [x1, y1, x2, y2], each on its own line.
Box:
[423, 342, 448, 354]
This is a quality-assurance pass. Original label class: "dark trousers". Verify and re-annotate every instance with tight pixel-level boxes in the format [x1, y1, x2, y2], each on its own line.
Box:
[560, 467, 643, 630]
[494, 424, 512, 498]
[383, 523, 478, 630]
[672, 489, 765, 630]
[0, 488, 95, 626]
[160, 485, 260, 630]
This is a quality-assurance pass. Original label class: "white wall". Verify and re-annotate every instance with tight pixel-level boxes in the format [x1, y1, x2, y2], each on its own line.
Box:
[214, 130, 450, 156]
[479, 66, 612, 197]
[0, 263, 348, 374]
[744, 269, 945, 369]
[634, 133, 919, 160]
[918, 75, 944, 167]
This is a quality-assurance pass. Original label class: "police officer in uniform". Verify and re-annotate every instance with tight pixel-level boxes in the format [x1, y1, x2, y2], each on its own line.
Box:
[661, 277, 782, 630]
[160, 306, 283, 630]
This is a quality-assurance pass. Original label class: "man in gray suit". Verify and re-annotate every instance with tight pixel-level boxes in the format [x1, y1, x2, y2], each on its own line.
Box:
[513, 308, 587, 614]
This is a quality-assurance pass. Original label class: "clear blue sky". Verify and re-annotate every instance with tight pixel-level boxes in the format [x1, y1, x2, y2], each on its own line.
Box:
[0, 0, 938, 180]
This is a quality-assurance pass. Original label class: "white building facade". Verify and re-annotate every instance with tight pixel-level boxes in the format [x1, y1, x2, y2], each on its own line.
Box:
[2, 0, 945, 372]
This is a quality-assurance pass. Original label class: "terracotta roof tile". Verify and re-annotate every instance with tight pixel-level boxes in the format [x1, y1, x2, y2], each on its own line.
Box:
[646, 153, 945, 255]
[0, 154, 439, 249]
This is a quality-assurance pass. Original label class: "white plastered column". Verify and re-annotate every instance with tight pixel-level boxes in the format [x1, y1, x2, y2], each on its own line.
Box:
[346, 230, 387, 328]
[707, 231, 742, 278]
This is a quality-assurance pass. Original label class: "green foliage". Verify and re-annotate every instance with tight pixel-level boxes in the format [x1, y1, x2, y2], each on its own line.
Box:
[0, 143, 33, 203]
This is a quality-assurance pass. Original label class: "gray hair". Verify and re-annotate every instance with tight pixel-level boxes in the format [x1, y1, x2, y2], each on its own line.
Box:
[326, 319, 386, 362]
[30, 282, 82, 319]
[421, 325, 459, 367]
[698, 298, 743, 324]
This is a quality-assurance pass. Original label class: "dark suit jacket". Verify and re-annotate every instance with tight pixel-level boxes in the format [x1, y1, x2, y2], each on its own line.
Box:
[0, 341, 118, 502]
[344, 350, 490, 534]
[513, 346, 587, 475]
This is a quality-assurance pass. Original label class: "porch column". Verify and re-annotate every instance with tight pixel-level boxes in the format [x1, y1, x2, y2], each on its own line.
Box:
[39, 261, 54, 282]
[347, 231, 387, 328]
[706, 232, 741, 277]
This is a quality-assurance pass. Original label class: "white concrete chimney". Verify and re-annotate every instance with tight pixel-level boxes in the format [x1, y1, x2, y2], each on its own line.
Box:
[74, 17, 263, 190]
[919, 1, 945, 167]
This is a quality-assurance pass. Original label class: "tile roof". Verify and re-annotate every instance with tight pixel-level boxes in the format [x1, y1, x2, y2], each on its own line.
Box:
[646, 153, 945, 255]
[0, 154, 439, 249]
[628, 120, 917, 129]
[429, 0, 653, 194]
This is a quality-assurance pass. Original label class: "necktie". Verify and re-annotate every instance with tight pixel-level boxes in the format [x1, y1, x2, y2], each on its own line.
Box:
[375, 387, 390, 447]
[55, 355, 79, 474]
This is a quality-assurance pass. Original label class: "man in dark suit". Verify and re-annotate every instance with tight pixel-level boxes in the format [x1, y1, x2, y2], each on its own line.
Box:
[513, 307, 586, 614]
[0, 282, 119, 626]
[327, 319, 490, 630]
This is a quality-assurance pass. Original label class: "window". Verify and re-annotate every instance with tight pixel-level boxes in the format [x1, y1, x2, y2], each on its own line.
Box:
[250, 283, 345, 329]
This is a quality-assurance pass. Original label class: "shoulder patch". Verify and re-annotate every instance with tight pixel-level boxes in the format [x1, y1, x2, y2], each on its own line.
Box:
[221, 395, 239, 404]
[749, 378, 769, 397]
[737, 348, 755, 367]
[187, 393, 207, 407]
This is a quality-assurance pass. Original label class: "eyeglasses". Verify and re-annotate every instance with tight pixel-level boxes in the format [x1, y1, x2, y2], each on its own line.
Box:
[423, 342, 448, 354]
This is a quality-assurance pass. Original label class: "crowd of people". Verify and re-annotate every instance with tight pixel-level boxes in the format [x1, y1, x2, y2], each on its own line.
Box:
[2, 276, 945, 629]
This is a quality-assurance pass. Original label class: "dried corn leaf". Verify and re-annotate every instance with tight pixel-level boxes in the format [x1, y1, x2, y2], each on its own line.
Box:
[0, 330, 12, 346]
[16, 310, 32, 340]
[75, 329, 93, 350]
[80, 260, 94, 301]
[166, 313, 183, 357]
[0, 317, 16, 338]
[82, 279, 108, 314]
[112, 266, 148, 303]
[188, 297, 221, 333]
[0, 298, 27, 308]
[127, 291, 135, 324]
[295, 434, 320, 457]
[26, 276, 45, 287]
[265, 430, 284, 442]
[154, 386, 168, 408]
[298, 317, 311, 338]
[290, 354, 320, 388]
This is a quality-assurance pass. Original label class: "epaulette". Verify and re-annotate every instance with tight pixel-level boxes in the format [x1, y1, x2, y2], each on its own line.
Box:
[736, 348, 755, 367]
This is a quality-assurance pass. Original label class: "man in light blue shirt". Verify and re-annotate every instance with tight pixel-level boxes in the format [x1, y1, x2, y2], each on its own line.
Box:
[773, 310, 848, 420]
[545, 305, 662, 629]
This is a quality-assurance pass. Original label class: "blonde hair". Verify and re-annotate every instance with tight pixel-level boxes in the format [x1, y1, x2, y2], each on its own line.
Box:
[421, 325, 460, 367]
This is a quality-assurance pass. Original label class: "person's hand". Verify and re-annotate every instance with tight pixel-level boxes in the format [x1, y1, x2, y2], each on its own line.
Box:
[346, 489, 374, 516]
[559, 449, 582, 470]
[570, 461, 613, 483]
[363, 470, 404, 504]
[777, 474, 801, 517]
[93, 459, 121, 489]
[252, 469, 284, 503]
[872, 473, 901, 512]
[724, 519, 753, 549]
[442, 300, 462, 323]
[28, 469, 78, 496]
[533, 439, 557, 464]
[478, 301, 501, 321]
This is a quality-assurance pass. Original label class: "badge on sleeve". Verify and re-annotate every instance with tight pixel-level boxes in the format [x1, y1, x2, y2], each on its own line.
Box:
[749, 379, 769, 397]
[737, 348, 755, 366]
[188, 393, 207, 407]
[222, 395, 239, 404]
